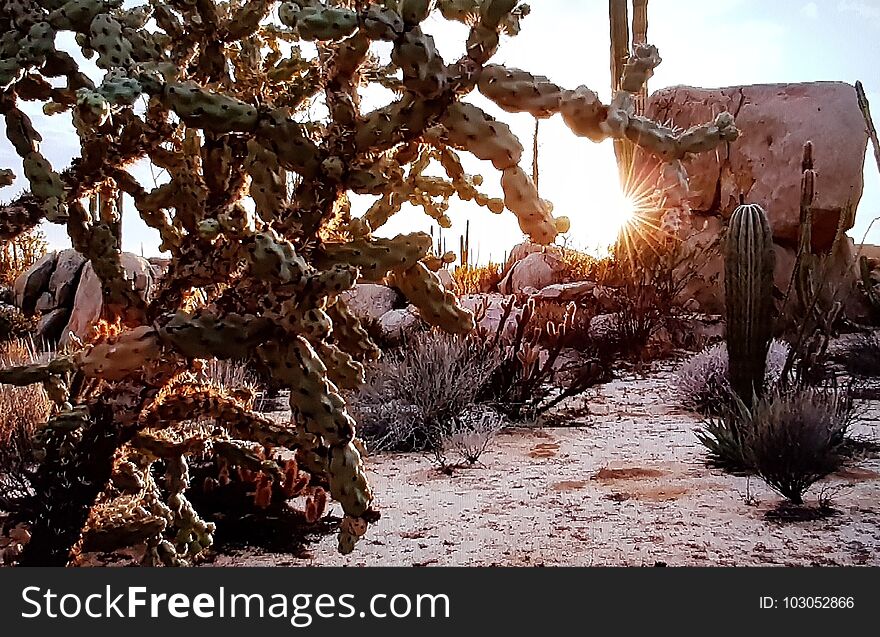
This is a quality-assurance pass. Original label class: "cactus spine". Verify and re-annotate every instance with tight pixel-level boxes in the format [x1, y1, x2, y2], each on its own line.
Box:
[725, 203, 776, 406]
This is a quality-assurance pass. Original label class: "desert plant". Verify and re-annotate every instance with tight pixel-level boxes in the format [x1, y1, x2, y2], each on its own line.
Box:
[475, 297, 613, 421]
[724, 203, 775, 406]
[674, 340, 790, 415]
[0, 339, 52, 512]
[834, 331, 880, 377]
[696, 381, 853, 487]
[778, 142, 852, 386]
[0, 303, 37, 343]
[446, 408, 504, 465]
[199, 358, 259, 398]
[590, 248, 680, 358]
[453, 262, 502, 295]
[351, 331, 500, 452]
[742, 385, 853, 504]
[0, 0, 735, 565]
[558, 244, 599, 283]
[0, 227, 47, 287]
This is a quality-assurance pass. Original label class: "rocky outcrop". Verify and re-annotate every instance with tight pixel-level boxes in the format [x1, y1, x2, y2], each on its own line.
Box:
[13, 251, 56, 315]
[62, 253, 154, 343]
[10, 250, 156, 343]
[644, 82, 868, 251]
[533, 281, 596, 302]
[641, 82, 871, 315]
[46, 249, 86, 309]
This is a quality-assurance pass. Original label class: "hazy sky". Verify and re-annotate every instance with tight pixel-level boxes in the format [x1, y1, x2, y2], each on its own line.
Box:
[1, 0, 878, 262]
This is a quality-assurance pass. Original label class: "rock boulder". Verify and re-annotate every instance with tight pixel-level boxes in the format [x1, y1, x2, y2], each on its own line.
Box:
[498, 251, 564, 295]
[62, 254, 154, 343]
[47, 248, 86, 310]
[377, 307, 421, 345]
[644, 82, 868, 250]
[340, 284, 400, 323]
[13, 251, 57, 315]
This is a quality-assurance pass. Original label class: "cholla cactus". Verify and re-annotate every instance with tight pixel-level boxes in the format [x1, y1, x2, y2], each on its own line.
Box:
[0, 0, 737, 565]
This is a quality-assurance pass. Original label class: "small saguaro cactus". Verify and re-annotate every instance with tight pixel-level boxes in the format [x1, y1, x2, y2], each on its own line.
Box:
[724, 203, 776, 406]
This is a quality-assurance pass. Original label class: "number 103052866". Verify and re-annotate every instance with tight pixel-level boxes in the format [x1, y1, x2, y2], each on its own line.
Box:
[760, 596, 855, 609]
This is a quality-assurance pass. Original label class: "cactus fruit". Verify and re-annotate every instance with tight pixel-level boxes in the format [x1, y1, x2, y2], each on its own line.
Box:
[724, 204, 776, 406]
[0, 0, 737, 566]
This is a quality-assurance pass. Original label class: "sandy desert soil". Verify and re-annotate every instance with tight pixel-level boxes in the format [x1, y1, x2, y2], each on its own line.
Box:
[213, 365, 880, 567]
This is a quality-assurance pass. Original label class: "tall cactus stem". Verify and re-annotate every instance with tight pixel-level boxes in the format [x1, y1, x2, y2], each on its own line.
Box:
[725, 203, 776, 406]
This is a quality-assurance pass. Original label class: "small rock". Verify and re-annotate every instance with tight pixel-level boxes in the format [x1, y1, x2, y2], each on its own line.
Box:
[341, 284, 400, 323]
[377, 307, 421, 345]
[535, 281, 596, 302]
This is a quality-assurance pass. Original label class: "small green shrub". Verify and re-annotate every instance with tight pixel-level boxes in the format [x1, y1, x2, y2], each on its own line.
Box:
[697, 384, 853, 503]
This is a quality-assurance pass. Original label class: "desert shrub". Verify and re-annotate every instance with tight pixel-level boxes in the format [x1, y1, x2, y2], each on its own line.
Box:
[697, 383, 853, 499]
[199, 358, 259, 401]
[0, 339, 52, 510]
[593, 224, 720, 359]
[834, 331, 880, 377]
[532, 300, 596, 350]
[453, 263, 502, 295]
[558, 246, 599, 282]
[743, 386, 853, 504]
[0, 303, 37, 343]
[475, 298, 613, 422]
[674, 340, 790, 415]
[445, 408, 504, 465]
[351, 331, 501, 452]
[0, 228, 47, 287]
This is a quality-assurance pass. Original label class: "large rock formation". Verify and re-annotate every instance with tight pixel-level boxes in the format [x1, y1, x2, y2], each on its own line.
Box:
[13, 251, 56, 315]
[644, 82, 868, 251]
[63, 253, 155, 343]
[643, 82, 871, 316]
[44, 249, 86, 310]
[11, 251, 156, 343]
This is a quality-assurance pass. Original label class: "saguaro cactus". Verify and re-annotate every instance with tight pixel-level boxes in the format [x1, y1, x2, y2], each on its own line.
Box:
[724, 203, 776, 406]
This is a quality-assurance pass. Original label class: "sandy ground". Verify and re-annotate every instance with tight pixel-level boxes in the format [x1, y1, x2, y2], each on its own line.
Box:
[213, 365, 880, 567]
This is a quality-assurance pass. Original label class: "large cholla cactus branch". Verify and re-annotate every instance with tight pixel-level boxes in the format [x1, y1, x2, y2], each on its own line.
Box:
[0, 0, 737, 564]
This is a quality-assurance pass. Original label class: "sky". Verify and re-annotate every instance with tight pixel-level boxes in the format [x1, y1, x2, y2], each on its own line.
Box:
[1, 0, 878, 263]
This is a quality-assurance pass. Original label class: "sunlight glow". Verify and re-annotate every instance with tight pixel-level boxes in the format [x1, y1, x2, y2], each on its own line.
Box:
[576, 185, 647, 257]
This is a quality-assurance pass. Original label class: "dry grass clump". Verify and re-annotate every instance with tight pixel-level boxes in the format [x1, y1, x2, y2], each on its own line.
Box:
[351, 331, 501, 453]
[445, 410, 504, 466]
[834, 331, 880, 377]
[743, 386, 853, 504]
[558, 246, 599, 282]
[199, 358, 258, 397]
[452, 262, 502, 295]
[0, 339, 52, 510]
[0, 228, 47, 287]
